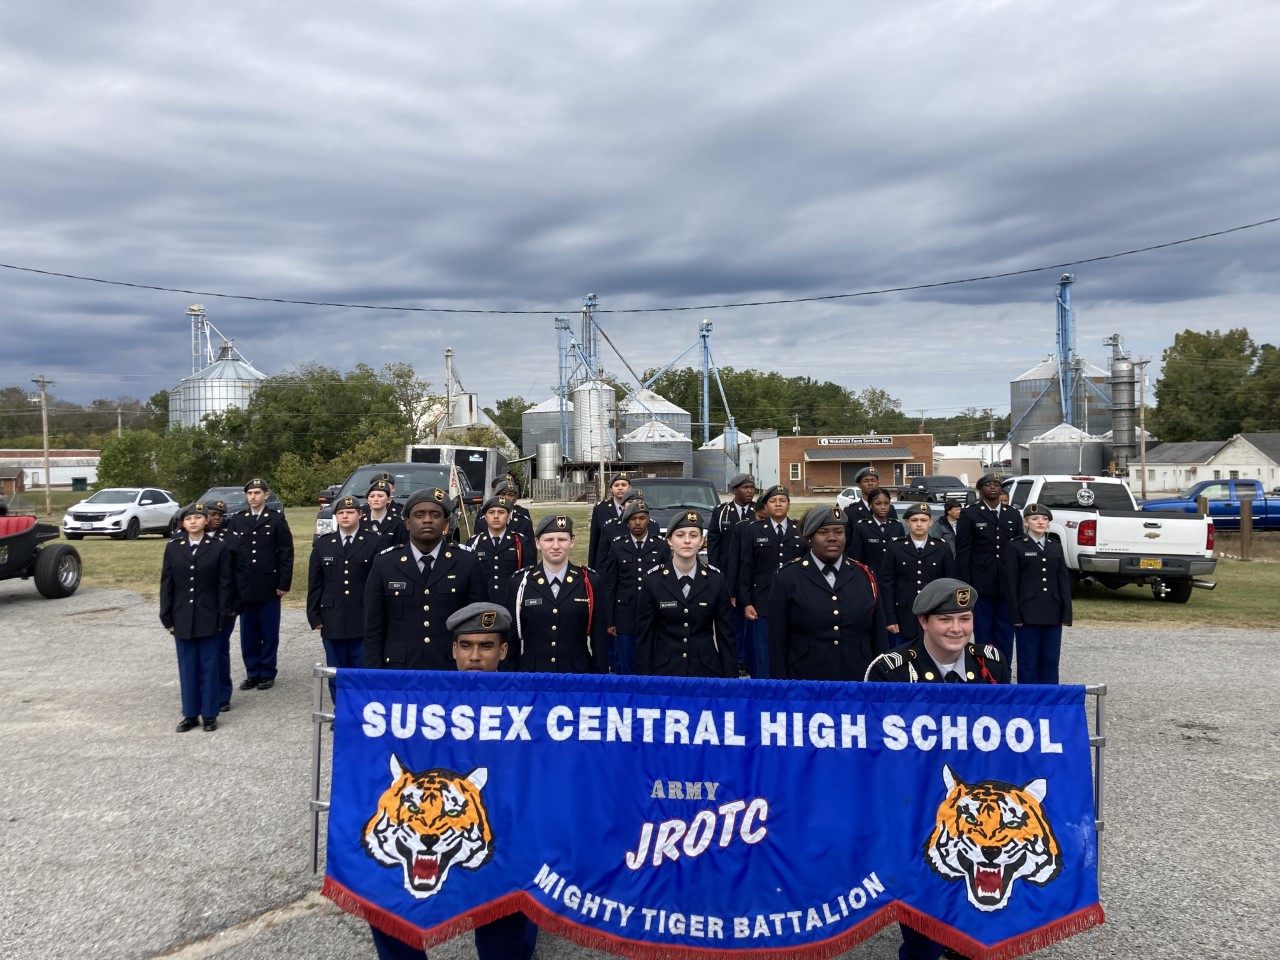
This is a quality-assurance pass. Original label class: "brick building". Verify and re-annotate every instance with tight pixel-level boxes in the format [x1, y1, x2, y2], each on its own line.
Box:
[772, 434, 935, 495]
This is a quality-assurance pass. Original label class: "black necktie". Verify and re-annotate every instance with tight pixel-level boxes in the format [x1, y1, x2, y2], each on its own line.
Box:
[492, 536, 501, 550]
[420, 555, 433, 577]
[551, 578, 561, 598]
[343, 536, 352, 552]
[821, 564, 837, 581]
[944, 671, 962, 683]
[679, 575, 693, 597]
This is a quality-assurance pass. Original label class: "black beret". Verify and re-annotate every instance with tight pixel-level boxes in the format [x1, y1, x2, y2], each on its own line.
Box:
[367, 480, 393, 496]
[912, 578, 979, 616]
[179, 502, 207, 520]
[405, 487, 453, 515]
[760, 484, 790, 503]
[480, 495, 512, 514]
[728, 473, 755, 490]
[902, 502, 932, 520]
[621, 499, 650, 522]
[801, 504, 845, 538]
[854, 467, 879, 483]
[206, 499, 229, 514]
[447, 602, 512, 637]
[666, 510, 704, 536]
[333, 495, 361, 512]
[243, 478, 268, 492]
[977, 473, 1003, 488]
[1023, 502, 1053, 520]
[608, 473, 629, 485]
[535, 514, 574, 537]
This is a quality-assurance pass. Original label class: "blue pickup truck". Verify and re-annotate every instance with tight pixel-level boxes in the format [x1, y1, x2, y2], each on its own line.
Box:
[1142, 479, 1280, 530]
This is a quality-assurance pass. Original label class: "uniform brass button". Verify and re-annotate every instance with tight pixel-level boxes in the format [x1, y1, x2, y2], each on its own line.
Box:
[833, 640, 839, 645]
[551, 641, 556, 647]
[551, 625, 557, 631]
[831, 595, 838, 601]
[423, 621, 430, 627]
[833, 609, 839, 615]
[343, 580, 349, 585]
[833, 625, 839, 631]
[344, 590, 349, 595]
[550, 657, 556, 663]
[682, 652, 688, 658]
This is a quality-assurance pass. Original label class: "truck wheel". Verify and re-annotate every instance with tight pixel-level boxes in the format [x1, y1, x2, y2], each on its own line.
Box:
[1164, 579, 1193, 604]
[35, 544, 82, 598]
[124, 517, 141, 540]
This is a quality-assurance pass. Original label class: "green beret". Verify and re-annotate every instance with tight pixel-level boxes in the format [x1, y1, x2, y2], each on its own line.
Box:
[802, 505, 845, 538]
[977, 473, 1003, 488]
[179, 502, 207, 520]
[536, 514, 574, 537]
[666, 510, 704, 536]
[760, 484, 790, 503]
[912, 578, 979, 616]
[1023, 502, 1053, 520]
[405, 487, 453, 515]
[728, 473, 755, 490]
[367, 480, 393, 496]
[206, 500, 228, 515]
[621, 500, 650, 522]
[447, 602, 512, 637]
[902, 502, 932, 520]
[854, 467, 879, 483]
[333, 495, 360, 512]
[480, 495, 512, 514]
[243, 478, 268, 492]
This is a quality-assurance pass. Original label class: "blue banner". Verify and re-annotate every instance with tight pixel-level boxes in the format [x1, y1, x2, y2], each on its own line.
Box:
[323, 671, 1102, 960]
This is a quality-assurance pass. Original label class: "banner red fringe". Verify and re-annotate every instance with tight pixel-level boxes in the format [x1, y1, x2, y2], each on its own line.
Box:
[320, 877, 1104, 960]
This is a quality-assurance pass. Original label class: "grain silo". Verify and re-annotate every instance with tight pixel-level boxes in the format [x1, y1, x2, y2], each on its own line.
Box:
[619, 389, 692, 438]
[521, 396, 573, 458]
[168, 340, 266, 429]
[572, 380, 617, 462]
[1027, 422, 1106, 475]
[619, 420, 693, 477]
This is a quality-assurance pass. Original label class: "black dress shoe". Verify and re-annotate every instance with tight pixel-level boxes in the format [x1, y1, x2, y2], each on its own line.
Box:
[176, 717, 199, 733]
[257, 679, 275, 690]
[202, 719, 218, 732]
[219, 702, 231, 713]
[238, 677, 260, 690]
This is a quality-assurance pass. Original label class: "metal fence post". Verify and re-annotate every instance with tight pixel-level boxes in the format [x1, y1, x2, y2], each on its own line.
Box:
[1085, 683, 1107, 897]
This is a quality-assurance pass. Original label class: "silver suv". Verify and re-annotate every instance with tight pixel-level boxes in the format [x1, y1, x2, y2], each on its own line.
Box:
[62, 487, 181, 540]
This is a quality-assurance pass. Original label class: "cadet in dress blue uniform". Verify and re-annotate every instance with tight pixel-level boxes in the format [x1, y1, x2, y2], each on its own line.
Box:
[492, 480, 535, 541]
[737, 485, 808, 679]
[362, 480, 407, 546]
[365, 602, 539, 960]
[587, 473, 631, 568]
[955, 473, 1022, 661]
[159, 502, 233, 732]
[881, 503, 956, 642]
[769, 505, 887, 681]
[863, 578, 1008, 960]
[466, 494, 533, 606]
[707, 472, 756, 676]
[307, 496, 379, 702]
[204, 499, 238, 712]
[1003, 503, 1073, 685]
[597, 488, 662, 551]
[364, 487, 487, 671]
[845, 466, 899, 523]
[636, 510, 736, 678]
[600, 499, 671, 674]
[226, 478, 293, 691]
[847, 487, 906, 567]
[508, 515, 608, 673]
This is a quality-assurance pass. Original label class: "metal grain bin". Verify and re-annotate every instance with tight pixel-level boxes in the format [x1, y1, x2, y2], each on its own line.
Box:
[619, 420, 693, 477]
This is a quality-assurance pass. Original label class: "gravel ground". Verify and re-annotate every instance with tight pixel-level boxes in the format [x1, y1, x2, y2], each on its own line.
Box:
[1, 579, 1276, 960]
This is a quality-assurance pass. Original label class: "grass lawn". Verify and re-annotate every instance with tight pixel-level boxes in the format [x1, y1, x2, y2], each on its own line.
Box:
[37, 501, 1280, 629]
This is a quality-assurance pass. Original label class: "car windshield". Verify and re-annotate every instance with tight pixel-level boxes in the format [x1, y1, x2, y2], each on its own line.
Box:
[1036, 482, 1135, 511]
[341, 466, 452, 500]
[85, 490, 138, 504]
[630, 482, 718, 510]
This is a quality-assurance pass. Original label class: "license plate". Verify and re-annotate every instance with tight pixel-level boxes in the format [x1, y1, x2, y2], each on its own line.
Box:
[80, 522, 94, 529]
[1139, 558, 1162, 569]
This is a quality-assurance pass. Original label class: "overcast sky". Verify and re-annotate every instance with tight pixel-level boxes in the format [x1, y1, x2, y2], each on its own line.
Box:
[3, 0, 1279, 435]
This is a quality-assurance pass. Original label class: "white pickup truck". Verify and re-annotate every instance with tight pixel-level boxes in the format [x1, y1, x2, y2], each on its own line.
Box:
[1002, 474, 1216, 603]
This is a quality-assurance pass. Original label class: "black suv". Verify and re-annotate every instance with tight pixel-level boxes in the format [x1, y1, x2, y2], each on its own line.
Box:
[313, 462, 478, 540]
[898, 475, 976, 504]
[624, 477, 721, 535]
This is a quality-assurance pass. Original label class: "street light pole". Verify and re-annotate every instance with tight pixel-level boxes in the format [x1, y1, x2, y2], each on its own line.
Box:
[32, 375, 54, 517]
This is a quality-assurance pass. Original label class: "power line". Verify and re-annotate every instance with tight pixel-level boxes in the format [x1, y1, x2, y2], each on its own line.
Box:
[1, 216, 1277, 315]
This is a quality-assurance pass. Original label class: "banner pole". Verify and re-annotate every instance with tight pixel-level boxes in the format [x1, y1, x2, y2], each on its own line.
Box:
[310, 664, 336, 874]
[1086, 683, 1107, 898]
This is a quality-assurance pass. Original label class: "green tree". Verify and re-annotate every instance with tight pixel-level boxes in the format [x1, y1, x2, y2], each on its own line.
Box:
[95, 430, 162, 489]
[484, 395, 528, 451]
[1244, 343, 1280, 432]
[1153, 328, 1259, 441]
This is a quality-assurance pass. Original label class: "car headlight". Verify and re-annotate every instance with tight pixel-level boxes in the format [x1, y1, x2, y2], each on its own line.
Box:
[315, 517, 336, 537]
[106, 509, 127, 516]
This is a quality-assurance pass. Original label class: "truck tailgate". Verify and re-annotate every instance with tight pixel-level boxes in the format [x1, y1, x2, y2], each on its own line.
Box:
[1095, 510, 1209, 555]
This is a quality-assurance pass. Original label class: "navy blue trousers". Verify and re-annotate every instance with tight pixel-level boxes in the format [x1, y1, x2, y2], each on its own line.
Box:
[732, 604, 749, 668]
[370, 913, 536, 960]
[175, 635, 220, 721]
[899, 924, 946, 960]
[610, 633, 637, 675]
[321, 636, 363, 702]
[239, 598, 281, 680]
[217, 619, 235, 706]
[1015, 624, 1063, 685]
[747, 616, 770, 679]
[973, 596, 1014, 662]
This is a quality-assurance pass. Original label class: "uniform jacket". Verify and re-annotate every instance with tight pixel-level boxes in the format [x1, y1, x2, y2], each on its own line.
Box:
[707, 499, 755, 577]
[507, 504, 535, 540]
[768, 556, 888, 681]
[226, 507, 294, 604]
[636, 562, 736, 678]
[864, 635, 1009, 684]
[508, 563, 608, 673]
[847, 517, 906, 569]
[360, 513, 407, 547]
[306, 529, 381, 639]
[847, 497, 898, 524]
[736, 517, 807, 611]
[587, 499, 627, 568]
[1002, 534, 1073, 627]
[363, 542, 487, 670]
[879, 537, 956, 625]
[600, 534, 672, 635]
[466, 527, 534, 605]
[955, 501, 1024, 597]
[159, 535, 233, 640]
[208, 526, 240, 622]
[362, 500, 403, 521]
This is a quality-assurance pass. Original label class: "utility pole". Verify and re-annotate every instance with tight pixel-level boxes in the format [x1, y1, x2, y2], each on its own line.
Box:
[1134, 359, 1151, 501]
[117, 407, 123, 438]
[32, 375, 53, 517]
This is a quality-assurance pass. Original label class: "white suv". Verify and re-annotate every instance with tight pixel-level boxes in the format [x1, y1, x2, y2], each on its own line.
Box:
[63, 488, 181, 540]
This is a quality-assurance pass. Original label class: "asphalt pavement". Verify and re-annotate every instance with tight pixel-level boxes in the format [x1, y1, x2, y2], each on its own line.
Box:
[1, 578, 1276, 960]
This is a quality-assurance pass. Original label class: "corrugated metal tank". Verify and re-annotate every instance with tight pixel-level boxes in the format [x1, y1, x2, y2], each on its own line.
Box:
[572, 381, 618, 462]
[619, 420, 693, 476]
[168, 345, 266, 429]
[1009, 357, 1115, 448]
[694, 448, 735, 490]
[521, 396, 572, 459]
[1109, 358, 1137, 470]
[619, 389, 692, 438]
[536, 443, 560, 481]
[1027, 423, 1107, 475]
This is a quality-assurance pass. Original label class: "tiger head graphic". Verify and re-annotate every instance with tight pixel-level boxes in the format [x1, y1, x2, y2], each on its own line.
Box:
[925, 764, 1062, 912]
[363, 756, 494, 899]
